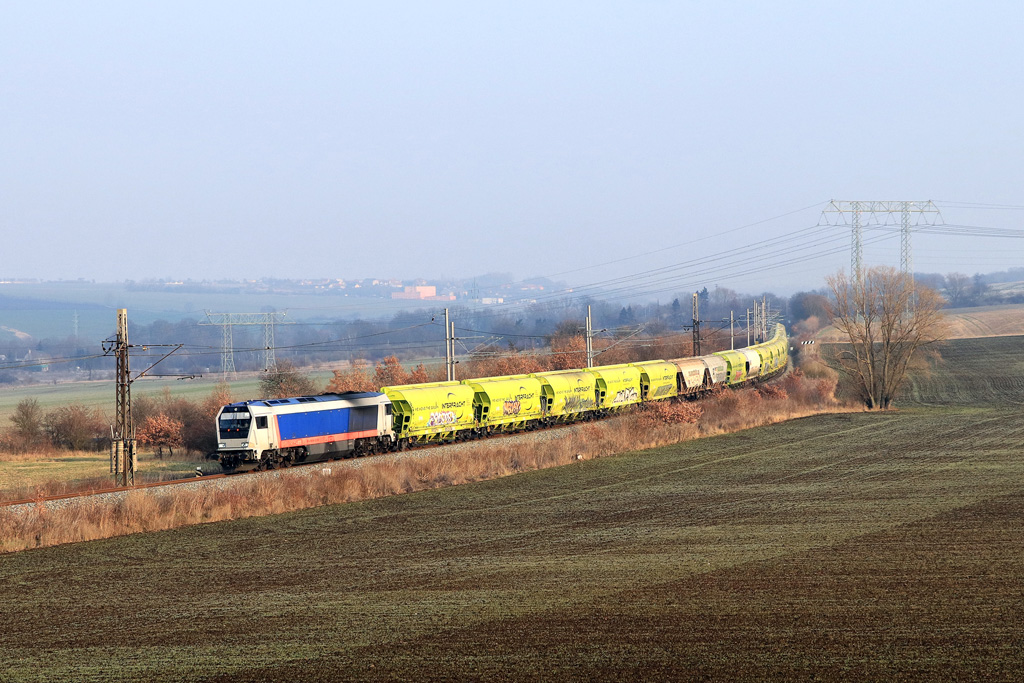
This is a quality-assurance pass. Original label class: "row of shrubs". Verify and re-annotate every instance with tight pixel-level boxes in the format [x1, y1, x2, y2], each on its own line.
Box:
[0, 385, 235, 458]
[0, 330, 737, 458]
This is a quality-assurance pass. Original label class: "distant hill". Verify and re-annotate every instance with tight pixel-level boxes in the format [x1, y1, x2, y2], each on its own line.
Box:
[942, 304, 1024, 338]
[814, 303, 1024, 342]
[0, 326, 32, 343]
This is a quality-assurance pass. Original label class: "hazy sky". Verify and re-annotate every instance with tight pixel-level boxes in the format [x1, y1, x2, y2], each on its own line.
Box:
[2, 2, 1022, 295]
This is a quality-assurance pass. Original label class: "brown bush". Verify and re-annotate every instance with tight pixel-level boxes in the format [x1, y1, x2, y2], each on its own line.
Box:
[259, 361, 320, 399]
[757, 384, 788, 400]
[326, 362, 376, 393]
[202, 382, 234, 418]
[549, 335, 587, 370]
[782, 368, 837, 407]
[373, 356, 410, 387]
[463, 352, 546, 379]
[43, 404, 107, 451]
[9, 398, 45, 447]
[136, 413, 185, 458]
[636, 400, 703, 429]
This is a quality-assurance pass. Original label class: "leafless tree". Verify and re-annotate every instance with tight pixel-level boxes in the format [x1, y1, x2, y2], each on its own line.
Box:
[10, 398, 44, 443]
[825, 267, 946, 409]
[944, 272, 971, 307]
[258, 361, 320, 399]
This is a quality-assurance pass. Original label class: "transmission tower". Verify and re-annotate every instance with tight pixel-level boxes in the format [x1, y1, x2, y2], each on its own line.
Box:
[821, 200, 943, 280]
[201, 311, 294, 376]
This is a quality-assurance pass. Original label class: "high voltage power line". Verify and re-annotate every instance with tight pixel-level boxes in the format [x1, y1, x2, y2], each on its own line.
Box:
[5, 200, 1022, 371]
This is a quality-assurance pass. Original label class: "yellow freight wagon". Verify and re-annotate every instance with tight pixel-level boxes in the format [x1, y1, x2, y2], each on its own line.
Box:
[588, 364, 643, 411]
[713, 349, 750, 385]
[630, 360, 679, 401]
[381, 381, 476, 444]
[461, 375, 545, 433]
[531, 370, 598, 422]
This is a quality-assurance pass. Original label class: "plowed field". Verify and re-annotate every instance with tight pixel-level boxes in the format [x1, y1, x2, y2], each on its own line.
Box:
[1, 338, 1023, 680]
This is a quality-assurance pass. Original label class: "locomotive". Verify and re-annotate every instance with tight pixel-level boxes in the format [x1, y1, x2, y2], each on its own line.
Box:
[214, 324, 789, 472]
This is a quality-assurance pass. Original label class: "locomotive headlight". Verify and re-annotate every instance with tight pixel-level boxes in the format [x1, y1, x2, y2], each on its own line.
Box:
[219, 443, 226, 448]
[241, 442, 248, 447]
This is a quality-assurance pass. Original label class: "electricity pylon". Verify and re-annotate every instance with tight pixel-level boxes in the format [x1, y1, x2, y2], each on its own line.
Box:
[201, 311, 294, 376]
[820, 200, 943, 281]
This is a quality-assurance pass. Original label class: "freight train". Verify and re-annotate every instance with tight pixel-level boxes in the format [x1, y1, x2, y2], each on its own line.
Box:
[215, 324, 789, 472]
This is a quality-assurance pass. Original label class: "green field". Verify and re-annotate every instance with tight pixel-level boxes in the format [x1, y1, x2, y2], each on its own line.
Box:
[0, 281, 441, 339]
[0, 371, 338, 424]
[0, 338, 1022, 680]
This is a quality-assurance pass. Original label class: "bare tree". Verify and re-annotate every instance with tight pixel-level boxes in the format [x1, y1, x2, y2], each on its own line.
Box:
[944, 272, 971, 307]
[258, 361, 320, 399]
[825, 267, 946, 409]
[10, 398, 44, 443]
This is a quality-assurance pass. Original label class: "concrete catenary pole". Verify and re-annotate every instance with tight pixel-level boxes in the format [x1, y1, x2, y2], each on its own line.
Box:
[586, 305, 594, 368]
[444, 308, 452, 382]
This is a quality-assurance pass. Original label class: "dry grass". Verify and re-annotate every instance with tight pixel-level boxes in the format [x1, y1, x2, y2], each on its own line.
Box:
[0, 372, 845, 554]
[0, 450, 207, 504]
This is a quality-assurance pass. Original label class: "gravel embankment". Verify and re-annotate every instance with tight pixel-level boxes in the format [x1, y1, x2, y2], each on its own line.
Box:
[3, 421, 600, 516]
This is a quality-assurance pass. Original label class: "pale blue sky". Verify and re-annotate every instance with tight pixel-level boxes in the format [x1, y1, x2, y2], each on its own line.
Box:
[2, 2, 1022, 294]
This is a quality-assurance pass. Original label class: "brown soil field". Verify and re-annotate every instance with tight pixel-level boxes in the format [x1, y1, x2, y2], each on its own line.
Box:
[1, 401, 1022, 680]
[816, 303, 1024, 342]
[0, 337, 1022, 680]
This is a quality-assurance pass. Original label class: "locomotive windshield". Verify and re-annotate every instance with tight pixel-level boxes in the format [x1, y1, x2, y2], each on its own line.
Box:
[219, 408, 252, 440]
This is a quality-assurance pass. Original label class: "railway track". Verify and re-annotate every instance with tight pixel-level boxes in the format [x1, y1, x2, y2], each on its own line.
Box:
[2, 366, 789, 511]
[0, 419, 582, 510]
[0, 473, 230, 508]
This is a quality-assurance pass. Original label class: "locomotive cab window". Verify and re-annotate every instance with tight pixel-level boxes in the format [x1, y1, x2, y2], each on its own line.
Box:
[218, 409, 252, 439]
[255, 416, 268, 429]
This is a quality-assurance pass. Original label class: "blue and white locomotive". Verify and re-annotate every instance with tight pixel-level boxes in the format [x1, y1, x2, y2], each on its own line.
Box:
[215, 391, 395, 471]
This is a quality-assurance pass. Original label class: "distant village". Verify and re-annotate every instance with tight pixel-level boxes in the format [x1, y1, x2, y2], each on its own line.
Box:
[0, 275, 562, 306]
[111, 275, 561, 305]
